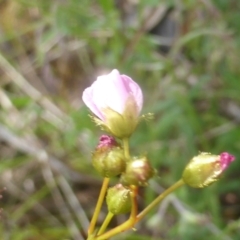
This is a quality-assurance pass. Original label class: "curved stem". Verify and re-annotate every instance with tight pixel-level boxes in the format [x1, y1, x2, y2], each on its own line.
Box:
[88, 177, 110, 236]
[129, 185, 138, 219]
[136, 179, 185, 223]
[96, 185, 138, 240]
[97, 211, 114, 236]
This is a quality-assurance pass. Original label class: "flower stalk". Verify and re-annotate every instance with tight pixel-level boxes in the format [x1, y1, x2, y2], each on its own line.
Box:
[88, 177, 110, 236]
[136, 179, 185, 223]
[97, 211, 114, 236]
[122, 138, 130, 160]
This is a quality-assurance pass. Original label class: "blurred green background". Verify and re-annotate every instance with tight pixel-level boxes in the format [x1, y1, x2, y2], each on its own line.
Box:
[0, 0, 240, 239]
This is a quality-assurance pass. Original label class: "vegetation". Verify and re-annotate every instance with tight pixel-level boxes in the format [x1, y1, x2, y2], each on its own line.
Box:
[0, 0, 239, 239]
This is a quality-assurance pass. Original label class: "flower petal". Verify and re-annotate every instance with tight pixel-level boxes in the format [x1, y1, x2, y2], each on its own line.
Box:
[82, 69, 143, 138]
[82, 85, 105, 120]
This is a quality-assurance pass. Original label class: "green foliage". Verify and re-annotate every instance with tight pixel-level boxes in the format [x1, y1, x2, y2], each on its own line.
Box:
[0, 0, 240, 239]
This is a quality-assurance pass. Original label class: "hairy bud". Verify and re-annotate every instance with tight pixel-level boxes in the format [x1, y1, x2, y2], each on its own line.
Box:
[120, 156, 155, 186]
[92, 135, 126, 177]
[182, 152, 235, 188]
[106, 184, 131, 215]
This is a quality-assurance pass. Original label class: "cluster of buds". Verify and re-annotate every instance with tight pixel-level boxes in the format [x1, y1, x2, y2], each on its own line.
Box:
[92, 134, 155, 214]
[93, 135, 155, 186]
[82, 69, 236, 238]
[83, 70, 155, 214]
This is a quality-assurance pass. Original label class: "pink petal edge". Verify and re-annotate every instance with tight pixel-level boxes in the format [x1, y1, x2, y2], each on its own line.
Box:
[220, 152, 235, 171]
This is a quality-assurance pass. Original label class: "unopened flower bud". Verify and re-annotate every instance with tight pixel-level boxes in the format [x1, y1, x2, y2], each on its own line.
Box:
[92, 135, 126, 178]
[106, 184, 131, 215]
[182, 152, 235, 188]
[120, 156, 155, 186]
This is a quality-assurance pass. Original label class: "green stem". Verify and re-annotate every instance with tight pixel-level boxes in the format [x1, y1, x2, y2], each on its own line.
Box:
[122, 138, 130, 160]
[136, 179, 185, 223]
[88, 177, 110, 236]
[97, 211, 114, 236]
[96, 185, 138, 240]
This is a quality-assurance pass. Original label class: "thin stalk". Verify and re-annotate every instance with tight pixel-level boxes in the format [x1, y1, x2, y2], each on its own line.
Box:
[88, 177, 110, 236]
[97, 211, 114, 236]
[122, 138, 130, 160]
[136, 179, 185, 223]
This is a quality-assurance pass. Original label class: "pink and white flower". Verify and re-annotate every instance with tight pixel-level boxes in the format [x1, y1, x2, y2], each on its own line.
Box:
[82, 69, 143, 138]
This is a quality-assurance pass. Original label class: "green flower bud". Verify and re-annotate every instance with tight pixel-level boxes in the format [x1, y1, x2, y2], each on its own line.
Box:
[182, 152, 235, 188]
[120, 156, 155, 186]
[106, 184, 131, 215]
[92, 135, 126, 178]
